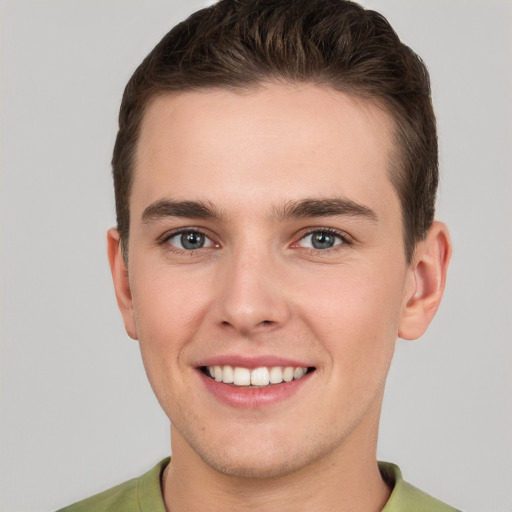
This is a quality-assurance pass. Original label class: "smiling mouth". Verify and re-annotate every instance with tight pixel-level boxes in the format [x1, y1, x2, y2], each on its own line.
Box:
[201, 365, 315, 387]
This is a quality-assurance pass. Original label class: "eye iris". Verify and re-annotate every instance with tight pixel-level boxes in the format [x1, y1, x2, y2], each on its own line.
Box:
[181, 232, 205, 250]
[311, 231, 337, 249]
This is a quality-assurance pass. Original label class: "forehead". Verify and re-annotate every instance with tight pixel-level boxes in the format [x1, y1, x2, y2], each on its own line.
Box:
[133, 83, 397, 218]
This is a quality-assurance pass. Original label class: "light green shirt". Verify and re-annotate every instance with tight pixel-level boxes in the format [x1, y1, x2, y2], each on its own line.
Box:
[57, 458, 460, 511]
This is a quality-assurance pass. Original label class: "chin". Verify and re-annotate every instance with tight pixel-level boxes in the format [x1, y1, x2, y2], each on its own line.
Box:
[189, 429, 335, 480]
[200, 449, 307, 479]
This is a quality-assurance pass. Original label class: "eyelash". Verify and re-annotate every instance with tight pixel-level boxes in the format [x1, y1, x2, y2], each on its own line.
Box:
[158, 227, 352, 254]
[294, 228, 352, 251]
[158, 228, 217, 254]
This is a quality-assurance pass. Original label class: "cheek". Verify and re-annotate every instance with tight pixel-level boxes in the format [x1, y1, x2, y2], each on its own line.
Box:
[131, 263, 211, 337]
[128, 265, 213, 384]
[127, 271, 210, 421]
[297, 263, 405, 368]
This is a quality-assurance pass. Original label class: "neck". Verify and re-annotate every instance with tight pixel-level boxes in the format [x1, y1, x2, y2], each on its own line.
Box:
[162, 413, 390, 512]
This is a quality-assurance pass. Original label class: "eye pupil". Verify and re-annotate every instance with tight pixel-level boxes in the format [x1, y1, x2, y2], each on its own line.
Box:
[181, 232, 205, 250]
[311, 232, 336, 249]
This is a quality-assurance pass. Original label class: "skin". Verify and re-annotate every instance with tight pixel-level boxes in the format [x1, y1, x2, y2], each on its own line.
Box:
[108, 83, 451, 511]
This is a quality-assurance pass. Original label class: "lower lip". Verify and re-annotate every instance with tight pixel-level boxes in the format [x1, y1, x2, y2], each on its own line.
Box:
[199, 370, 313, 409]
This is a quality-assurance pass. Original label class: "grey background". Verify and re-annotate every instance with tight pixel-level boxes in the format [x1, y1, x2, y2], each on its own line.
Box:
[1, 1, 510, 510]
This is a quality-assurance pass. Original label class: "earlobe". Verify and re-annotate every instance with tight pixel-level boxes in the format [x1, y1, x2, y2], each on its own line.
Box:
[398, 221, 452, 340]
[107, 228, 138, 340]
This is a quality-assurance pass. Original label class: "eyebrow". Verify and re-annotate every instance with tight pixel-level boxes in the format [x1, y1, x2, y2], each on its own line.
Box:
[273, 198, 378, 222]
[141, 199, 223, 223]
[141, 197, 377, 224]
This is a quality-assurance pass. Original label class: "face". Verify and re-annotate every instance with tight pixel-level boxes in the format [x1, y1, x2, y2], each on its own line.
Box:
[113, 83, 419, 478]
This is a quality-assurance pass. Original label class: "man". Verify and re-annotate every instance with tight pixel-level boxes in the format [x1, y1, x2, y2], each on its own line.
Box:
[59, 0, 458, 510]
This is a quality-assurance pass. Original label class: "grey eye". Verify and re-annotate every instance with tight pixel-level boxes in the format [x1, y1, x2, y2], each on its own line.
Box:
[168, 231, 214, 250]
[181, 232, 205, 250]
[300, 231, 343, 250]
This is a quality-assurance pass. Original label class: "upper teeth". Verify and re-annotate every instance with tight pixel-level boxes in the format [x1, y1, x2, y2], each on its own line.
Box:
[207, 365, 308, 387]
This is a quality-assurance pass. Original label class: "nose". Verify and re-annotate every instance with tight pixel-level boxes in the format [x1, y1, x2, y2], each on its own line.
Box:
[215, 248, 290, 336]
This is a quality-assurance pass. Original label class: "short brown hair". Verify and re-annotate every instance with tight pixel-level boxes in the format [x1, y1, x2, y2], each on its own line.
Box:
[112, 0, 437, 262]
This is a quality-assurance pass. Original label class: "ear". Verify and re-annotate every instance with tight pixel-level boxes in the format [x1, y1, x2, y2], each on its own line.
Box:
[107, 228, 138, 340]
[398, 221, 452, 340]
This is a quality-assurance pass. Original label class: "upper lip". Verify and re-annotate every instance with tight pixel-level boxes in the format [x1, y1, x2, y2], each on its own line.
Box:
[196, 355, 313, 369]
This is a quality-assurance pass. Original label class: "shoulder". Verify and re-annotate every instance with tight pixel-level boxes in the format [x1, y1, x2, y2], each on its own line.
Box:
[380, 462, 461, 512]
[56, 458, 169, 512]
[56, 478, 139, 512]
